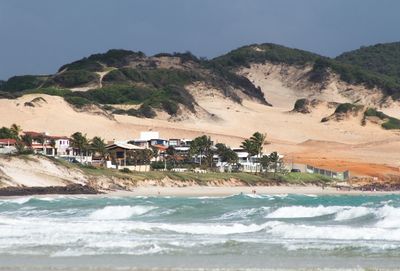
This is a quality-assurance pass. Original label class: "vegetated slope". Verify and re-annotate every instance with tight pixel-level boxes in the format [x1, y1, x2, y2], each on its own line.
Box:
[0, 50, 268, 119]
[212, 43, 400, 102]
[336, 42, 400, 80]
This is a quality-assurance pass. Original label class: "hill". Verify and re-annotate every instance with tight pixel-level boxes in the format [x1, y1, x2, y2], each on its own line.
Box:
[1, 43, 400, 177]
[336, 42, 400, 80]
[0, 50, 268, 119]
[213, 43, 400, 100]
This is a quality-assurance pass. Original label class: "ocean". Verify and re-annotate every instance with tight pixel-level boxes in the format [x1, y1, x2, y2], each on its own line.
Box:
[1, 193, 400, 270]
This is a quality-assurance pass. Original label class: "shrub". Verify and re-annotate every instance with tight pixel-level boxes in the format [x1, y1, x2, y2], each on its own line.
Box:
[334, 103, 363, 114]
[102, 69, 128, 83]
[84, 85, 154, 104]
[1, 75, 47, 92]
[120, 168, 132, 173]
[25, 87, 72, 97]
[52, 70, 99, 88]
[58, 59, 104, 72]
[150, 161, 173, 170]
[88, 49, 145, 67]
[364, 108, 400, 130]
[64, 96, 93, 108]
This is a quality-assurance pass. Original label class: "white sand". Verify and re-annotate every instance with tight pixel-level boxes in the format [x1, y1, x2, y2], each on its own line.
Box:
[1, 65, 400, 178]
[108, 186, 400, 197]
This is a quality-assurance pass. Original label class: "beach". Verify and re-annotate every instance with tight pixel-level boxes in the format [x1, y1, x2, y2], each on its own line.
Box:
[108, 185, 400, 197]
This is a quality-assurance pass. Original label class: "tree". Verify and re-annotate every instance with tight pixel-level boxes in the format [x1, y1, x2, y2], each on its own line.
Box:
[166, 146, 177, 167]
[189, 135, 212, 167]
[90, 136, 107, 159]
[10, 124, 22, 138]
[215, 143, 238, 169]
[242, 132, 268, 173]
[21, 134, 33, 147]
[240, 139, 257, 172]
[0, 126, 19, 140]
[70, 132, 89, 163]
[269, 152, 281, 177]
[260, 155, 271, 173]
[250, 132, 267, 158]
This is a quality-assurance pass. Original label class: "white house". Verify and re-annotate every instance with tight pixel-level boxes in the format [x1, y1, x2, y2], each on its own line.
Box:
[0, 139, 17, 154]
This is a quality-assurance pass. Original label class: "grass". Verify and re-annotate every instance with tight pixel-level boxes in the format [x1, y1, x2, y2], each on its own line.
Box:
[364, 108, 400, 130]
[334, 103, 363, 114]
[70, 161, 334, 186]
[1, 154, 336, 187]
[273, 172, 334, 185]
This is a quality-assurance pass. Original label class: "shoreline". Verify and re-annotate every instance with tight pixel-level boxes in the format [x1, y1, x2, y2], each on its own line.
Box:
[108, 185, 400, 197]
[1, 185, 400, 198]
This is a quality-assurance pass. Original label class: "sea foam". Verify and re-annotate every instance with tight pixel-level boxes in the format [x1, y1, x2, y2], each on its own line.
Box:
[334, 207, 372, 221]
[89, 205, 156, 220]
[266, 205, 342, 218]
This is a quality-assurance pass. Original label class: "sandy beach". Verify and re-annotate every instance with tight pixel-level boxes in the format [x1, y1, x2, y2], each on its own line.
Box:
[107, 185, 400, 197]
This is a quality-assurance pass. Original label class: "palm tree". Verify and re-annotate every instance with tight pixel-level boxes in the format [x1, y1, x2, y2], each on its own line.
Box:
[190, 135, 212, 167]
[91, 136, 107, 160]
[21, 134, 33, 148]
[240, 132, 268, 173]
[216, 143, 238, 172]
[250, 132, 267, 158]
[240, 139, 257, 172]
[10, 124, 22, 139]
[70, 132, 89, 163]
[269, 152, 280, 177]
[260, 155, 271, 174]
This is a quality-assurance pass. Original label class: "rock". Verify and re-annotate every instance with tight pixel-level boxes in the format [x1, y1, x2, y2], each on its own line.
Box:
[0, 184, 100, 196]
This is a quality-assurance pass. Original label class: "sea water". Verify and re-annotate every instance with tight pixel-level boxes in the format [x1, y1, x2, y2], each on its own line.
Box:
[1, 193, 400, 270]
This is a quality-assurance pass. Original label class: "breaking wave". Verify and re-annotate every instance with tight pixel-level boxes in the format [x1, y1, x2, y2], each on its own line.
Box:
[89, 205, 156, 220]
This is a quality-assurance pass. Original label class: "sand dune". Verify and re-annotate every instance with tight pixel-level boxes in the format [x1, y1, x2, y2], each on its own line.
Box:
[0, 80, 399, 178]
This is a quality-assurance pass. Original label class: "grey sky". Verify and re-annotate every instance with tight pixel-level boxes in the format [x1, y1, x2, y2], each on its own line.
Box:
[1, 0, 400, 79]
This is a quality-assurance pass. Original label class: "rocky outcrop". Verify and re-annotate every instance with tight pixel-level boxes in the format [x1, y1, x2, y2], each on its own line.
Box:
[0, 184, 99, 196]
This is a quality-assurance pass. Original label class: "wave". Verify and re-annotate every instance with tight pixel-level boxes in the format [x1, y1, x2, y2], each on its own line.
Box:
[334, 207, 372, 221]
[375, 205, 400, 228]
[89, 205, 156, 220]
[265, 221, 400, 241]
[0, 196, 32, 205]
[151, 222, 268, 235]
[219, 207, 270, 220]
[266, 205, 342, 218]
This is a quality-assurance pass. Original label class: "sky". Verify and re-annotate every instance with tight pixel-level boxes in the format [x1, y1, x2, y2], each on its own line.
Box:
[1, 0, 400, 80]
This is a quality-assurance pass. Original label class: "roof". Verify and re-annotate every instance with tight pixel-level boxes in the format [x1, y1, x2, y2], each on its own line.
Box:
[106, 142, 145, 150]
[0, 139, 17, 145]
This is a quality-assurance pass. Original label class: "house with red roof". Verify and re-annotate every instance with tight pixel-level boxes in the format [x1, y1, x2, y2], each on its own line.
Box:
[23, 131, 71, 156]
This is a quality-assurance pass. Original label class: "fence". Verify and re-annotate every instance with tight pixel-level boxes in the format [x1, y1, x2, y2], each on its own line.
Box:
[306, 165, 350, 181]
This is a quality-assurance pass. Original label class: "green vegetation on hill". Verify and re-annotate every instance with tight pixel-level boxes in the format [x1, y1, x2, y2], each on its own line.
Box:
[59, 49, 145, 72]
[211, 43, 319, 68]
[336, 42, 400, 79]
[49, 70, 99, 88]
[3, 42, 400, 118]
[214, 43, 400, 99]
[334, 103, 363, 114]
[103, 67, 201, 87]
[0, 75, 48, 92]
[310, 58, 400, 98]
[364, 108, 400, 130]
[153, 51, 202, 63]
[58, 59, 104, 72]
